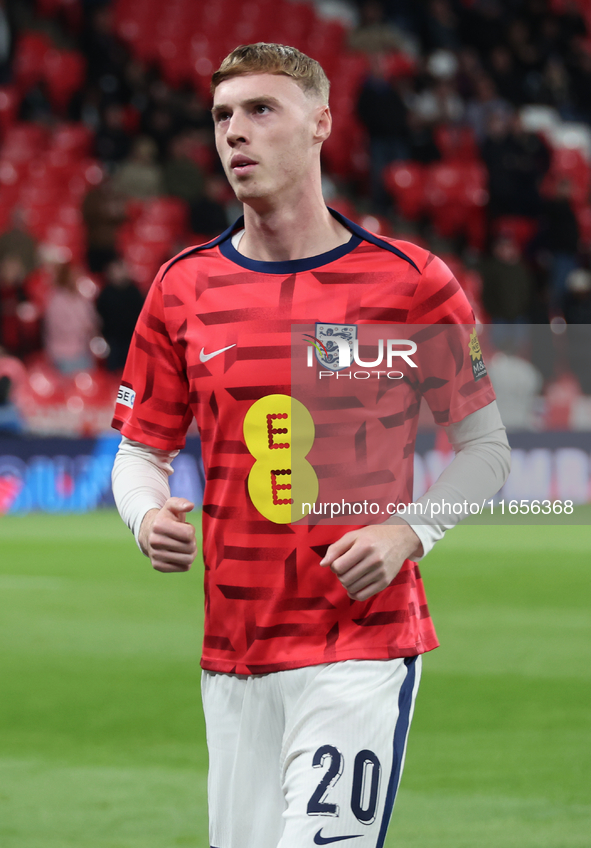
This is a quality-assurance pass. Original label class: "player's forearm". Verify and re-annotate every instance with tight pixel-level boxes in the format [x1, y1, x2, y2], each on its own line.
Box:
[397, 401, 511, 558]
[111, 437, 177, 550]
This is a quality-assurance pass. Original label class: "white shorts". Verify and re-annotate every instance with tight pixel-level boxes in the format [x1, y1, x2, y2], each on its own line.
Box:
[201, 655, 421, 848]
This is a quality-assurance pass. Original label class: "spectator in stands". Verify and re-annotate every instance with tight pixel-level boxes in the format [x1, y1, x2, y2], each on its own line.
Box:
[456, 0, 506, 57]
[487, 45, 525, 106]
[538, 56, 576, 119]
[543, 178, 580, 315]
[113, 135, 164, 200]
[410, 52, 464, 125]
[82, 177, 127, 274]
[348, 0, 407, 54]
[406, 111, 440, 163]
[163, 133, 205, 205]
[141, 80, 179, 161]
[95, 102, 132, 166]
[465, 75, 511, 142]
[81, 3, 129, 91]
[178, 89, 215, 134]
[357, 54, 410, 212]
[96, 258, 143, 372]
[190, 176, 230, 238]
[481, 110, 550, 219]
[0, 255, 39, 358]
[44, 262, 98, 374]
[0, 207, 37, 276]
[0, 375, 23, 436]
[422, 0, 461, 53]
[506, 18, 544, 96]
[478, 235, 533, 347]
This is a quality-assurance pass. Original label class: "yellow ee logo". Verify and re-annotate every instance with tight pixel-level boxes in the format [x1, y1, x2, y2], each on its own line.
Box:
[243, 394, 319, 524]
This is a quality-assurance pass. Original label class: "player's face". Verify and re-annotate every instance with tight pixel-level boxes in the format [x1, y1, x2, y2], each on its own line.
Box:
[212, 73, 328, 205]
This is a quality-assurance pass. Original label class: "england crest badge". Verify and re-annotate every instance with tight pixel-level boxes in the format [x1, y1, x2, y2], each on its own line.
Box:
[314, 323, 357, 371]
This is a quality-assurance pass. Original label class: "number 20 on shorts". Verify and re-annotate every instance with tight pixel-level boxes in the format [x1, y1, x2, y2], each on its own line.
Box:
[243, 394, 319, 524]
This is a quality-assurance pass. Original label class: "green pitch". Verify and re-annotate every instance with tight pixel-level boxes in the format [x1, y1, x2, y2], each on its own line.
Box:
[0, 511, 589, 848]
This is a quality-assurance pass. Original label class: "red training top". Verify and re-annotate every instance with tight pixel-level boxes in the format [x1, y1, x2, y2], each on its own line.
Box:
[112, 211, 495, 674]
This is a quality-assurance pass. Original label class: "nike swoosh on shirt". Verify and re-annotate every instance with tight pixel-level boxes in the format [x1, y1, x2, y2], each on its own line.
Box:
[313, 830, 363, 845]
[199, 344, 236, 362]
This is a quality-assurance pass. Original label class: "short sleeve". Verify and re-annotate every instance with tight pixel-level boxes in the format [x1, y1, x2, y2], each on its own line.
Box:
[408, 254, 496, 424]
[111, 271, 192, 450]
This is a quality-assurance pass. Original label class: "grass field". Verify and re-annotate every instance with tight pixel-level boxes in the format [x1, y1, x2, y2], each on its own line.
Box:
[0, 510, 589, 848]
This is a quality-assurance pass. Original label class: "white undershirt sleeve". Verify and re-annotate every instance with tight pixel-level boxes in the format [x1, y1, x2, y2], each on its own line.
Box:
[111, 437, 178, 550]
[396, 400, 511, 558]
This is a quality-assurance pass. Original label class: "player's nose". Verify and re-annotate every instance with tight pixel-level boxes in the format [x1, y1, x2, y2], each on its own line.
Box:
[226, 111, 249, 146]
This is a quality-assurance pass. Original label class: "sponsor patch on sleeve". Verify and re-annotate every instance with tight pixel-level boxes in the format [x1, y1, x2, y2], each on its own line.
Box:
[468, 327, 487, 381]
[116, 385, 136, 409]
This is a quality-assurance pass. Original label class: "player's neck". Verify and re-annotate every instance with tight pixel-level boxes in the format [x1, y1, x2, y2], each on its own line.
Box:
[239, 193, 351, 262]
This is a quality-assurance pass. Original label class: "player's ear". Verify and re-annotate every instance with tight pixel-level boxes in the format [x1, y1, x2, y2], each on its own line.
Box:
[313, 104, 332, 145]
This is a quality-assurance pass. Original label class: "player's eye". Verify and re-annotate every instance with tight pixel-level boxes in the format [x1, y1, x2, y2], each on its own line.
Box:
[215, 111, 231, 123]
[254, 104, 270, 114]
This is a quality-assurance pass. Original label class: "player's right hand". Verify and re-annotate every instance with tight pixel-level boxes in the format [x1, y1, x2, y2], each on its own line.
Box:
[139, 497, 197, 573]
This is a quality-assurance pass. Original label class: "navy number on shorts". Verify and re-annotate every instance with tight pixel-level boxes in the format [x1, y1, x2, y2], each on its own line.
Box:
[307, 746, 382, 823]
[306, 745, 344, 817]
[351, 750, 381, 824]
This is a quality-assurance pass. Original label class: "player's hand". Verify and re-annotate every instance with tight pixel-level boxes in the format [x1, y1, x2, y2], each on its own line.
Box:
[139, 497, 197, 573]
[320, 519, 423, 602]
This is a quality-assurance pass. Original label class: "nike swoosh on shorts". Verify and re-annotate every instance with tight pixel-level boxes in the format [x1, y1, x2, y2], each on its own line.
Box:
[313, 829, 363, 845]
[199, 344, 237, 362]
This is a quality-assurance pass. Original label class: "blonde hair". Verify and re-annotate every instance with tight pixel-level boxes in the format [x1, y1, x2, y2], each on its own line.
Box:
[211, 43, 330, 104]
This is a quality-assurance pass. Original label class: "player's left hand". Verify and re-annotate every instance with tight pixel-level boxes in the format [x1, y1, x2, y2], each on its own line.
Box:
[320, 519, 423, 602]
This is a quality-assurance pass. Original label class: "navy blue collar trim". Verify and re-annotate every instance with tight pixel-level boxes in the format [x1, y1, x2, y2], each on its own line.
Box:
[218, 224, 362, 274]
[161, 208, 420, 278]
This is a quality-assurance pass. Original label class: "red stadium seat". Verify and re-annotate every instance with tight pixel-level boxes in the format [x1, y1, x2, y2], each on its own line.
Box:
[434, 125, 479, 162]
[50, 124, 93, 158]
[142, 196, 189, 231]
[0, 87, 20, 133]
[1, 123, 49, 162]
[492, 215, 539, 250]
[542, 147, 591, 208]
[383, 162, 426, 221]
[43, 50, 86, 113]
[423, 162, 488, 249]
[13, 32, 52, 92]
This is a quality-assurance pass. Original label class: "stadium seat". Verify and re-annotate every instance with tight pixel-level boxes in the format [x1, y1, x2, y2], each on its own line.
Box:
[0, 86, 20, 133]
[142, 197, 189, 229]
[50, 124, 93, 158]
[424, 161, 488, 248]
[43, 50, 86, 113]
[13, 32, 52, 92]
[1, 123, 49, 162]
[383, 162, 426, 221]
[434, 124, 479, 162]
[542, 147, 591, 208]
[492, 215, 539, 250]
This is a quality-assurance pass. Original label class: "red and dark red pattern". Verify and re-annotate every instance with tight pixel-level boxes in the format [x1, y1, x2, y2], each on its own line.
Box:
[112, 218, 495, 674]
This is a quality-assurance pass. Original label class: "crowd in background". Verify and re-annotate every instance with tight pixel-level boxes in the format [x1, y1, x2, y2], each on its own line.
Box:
[1, 0, 591, 435]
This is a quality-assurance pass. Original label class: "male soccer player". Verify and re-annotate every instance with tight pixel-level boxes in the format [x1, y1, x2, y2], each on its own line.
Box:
[111, 44, 510, 848]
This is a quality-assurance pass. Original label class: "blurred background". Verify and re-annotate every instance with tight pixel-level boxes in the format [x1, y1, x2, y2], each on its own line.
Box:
[0, 4, 590, 847]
